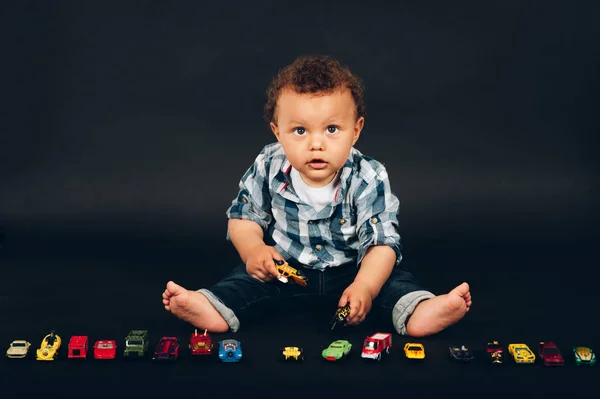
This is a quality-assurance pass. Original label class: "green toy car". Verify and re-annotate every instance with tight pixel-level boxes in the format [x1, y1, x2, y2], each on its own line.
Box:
[573, 346, 596, 366]
[322, 340, 352, 362]
[123, 330, 149, 358]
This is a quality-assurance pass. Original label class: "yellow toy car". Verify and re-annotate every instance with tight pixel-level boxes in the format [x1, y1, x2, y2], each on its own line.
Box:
[36, 331, 62, 361]
[274, 260, 308, 287]
[404, 342, 425, 360]
[508, 343, 536, 364]
[280, 346, 304, 362]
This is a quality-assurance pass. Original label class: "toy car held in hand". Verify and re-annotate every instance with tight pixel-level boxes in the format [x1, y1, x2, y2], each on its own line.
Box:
[280, 346, 304, 362]
[218, 339, 242, 363]
[36, 331, 62, 361]
[274, 260, 308, 287]
[330, 303, 351, 330]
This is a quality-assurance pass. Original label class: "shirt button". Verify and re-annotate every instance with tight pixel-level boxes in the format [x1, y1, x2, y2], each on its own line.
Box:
[315, 244, 322, 251]
[370, 217, 378, 224]
[339, 218, 346, 225]
[308, 220, 313, 224]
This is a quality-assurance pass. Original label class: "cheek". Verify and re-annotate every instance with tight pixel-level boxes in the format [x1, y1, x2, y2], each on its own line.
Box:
[332, 146, 351, 164]
[284, 146, 302, 160]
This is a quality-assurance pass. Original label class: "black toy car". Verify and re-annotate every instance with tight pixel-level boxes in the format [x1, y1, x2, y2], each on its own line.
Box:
[486, 341, 504, 365]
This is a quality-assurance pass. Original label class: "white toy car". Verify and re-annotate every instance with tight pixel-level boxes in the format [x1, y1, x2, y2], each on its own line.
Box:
[6, 340, 31, 358]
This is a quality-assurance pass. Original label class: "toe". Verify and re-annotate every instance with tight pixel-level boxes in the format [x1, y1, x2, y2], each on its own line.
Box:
[451, 282, 470, 298]
[166, 280, 185, 296]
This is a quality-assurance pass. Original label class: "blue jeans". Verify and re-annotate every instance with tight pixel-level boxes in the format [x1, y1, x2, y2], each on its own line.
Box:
[199, 263, 435, 334]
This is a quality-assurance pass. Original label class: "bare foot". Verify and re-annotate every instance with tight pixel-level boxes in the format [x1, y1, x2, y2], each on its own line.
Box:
[162, 281, 229, 332]
[406, 282, 472, 337]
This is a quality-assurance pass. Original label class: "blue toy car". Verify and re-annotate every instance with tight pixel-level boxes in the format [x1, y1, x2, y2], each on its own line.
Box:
[449, 345, 474, 362]
[218, 339, 242, 363]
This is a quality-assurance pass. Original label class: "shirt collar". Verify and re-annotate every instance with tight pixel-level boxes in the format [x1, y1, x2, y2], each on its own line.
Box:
[276, 148, 356, 205]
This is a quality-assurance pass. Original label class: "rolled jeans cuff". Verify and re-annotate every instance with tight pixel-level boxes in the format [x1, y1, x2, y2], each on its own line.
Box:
[392, 290, 435, 335]
[197, 288, 241, 332]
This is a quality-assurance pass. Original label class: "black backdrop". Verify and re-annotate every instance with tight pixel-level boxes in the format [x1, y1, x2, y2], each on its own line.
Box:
[2, 1, 599, 397]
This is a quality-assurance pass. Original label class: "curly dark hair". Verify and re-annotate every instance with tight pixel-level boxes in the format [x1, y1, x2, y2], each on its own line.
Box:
[264, 55, 366, 124]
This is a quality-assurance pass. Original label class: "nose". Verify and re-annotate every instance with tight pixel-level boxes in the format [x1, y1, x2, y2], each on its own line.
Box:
[309, 132, 325, 151]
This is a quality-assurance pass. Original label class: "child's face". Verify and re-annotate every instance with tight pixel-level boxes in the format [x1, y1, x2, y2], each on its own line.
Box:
[270, 88, 364, 188]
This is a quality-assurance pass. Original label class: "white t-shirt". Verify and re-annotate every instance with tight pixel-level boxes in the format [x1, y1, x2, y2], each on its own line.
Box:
[289, 167, 341, 212]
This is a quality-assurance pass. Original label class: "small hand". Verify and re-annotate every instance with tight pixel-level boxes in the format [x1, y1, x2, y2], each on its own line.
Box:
[245, 245, 283, 282]
[338, 281, 373, 326]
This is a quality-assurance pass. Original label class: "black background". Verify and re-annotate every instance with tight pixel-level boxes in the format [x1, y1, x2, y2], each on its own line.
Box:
[2, 0, 599, 397]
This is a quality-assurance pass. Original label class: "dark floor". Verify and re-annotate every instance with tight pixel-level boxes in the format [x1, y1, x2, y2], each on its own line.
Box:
[1, 226, 599, 397]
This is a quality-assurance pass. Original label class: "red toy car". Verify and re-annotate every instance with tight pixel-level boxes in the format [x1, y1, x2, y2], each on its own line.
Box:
[538, 341, 564, 366]
[361, 332, 392, 361]
[153, 336, 180, 361]
[189, 329, 213, 356]
[93, 340, 117, 360]
[68, 336, 89, 359]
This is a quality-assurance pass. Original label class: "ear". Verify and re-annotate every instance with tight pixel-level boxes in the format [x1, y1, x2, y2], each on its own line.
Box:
[352, 116, 364, 145]
[270, 122, 280, 142]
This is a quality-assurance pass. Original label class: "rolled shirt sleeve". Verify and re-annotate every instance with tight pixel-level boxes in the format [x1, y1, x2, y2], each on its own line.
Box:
[355, 167, 403, 266]
[226, 152, 273, 235]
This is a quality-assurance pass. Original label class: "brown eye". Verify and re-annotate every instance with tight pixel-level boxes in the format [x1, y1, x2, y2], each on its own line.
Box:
[327, 126, 338, 134]
[294, 127, 306, 135]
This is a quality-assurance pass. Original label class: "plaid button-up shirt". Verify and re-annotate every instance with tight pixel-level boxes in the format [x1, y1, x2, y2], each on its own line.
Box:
[226, 143, 402, 271]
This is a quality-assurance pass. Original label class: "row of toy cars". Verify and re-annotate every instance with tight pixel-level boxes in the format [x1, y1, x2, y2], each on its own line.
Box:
[322, 334, 411, 362]
[465, 340, 595, 366]
[5, 329, 216, 362]
[6, 331, 64, 361]
[281, 334, 420, 363]
[319, 336, 597, 366]
[6, 330, 596, 367]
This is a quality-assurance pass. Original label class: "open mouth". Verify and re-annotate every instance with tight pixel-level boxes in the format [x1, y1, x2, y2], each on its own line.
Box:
[308, 159, 328, 169]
